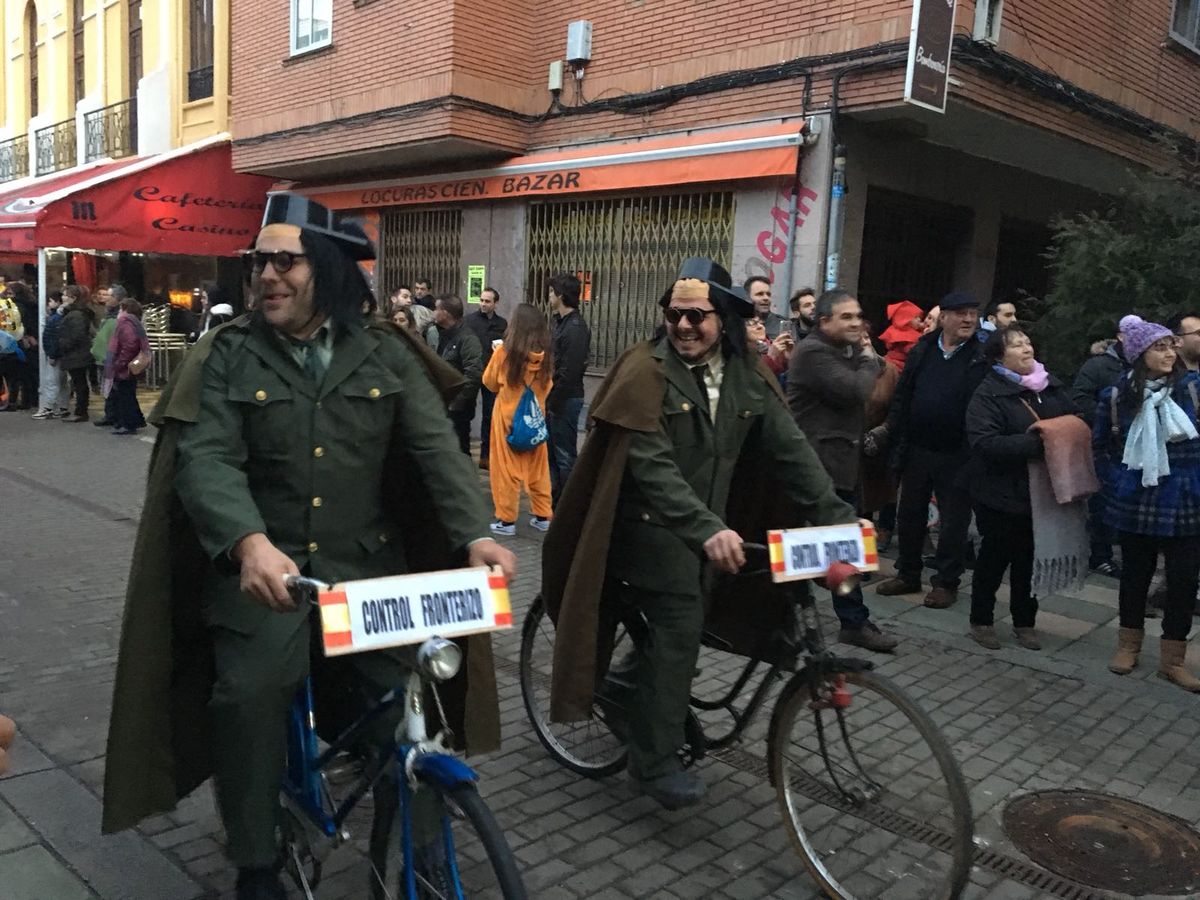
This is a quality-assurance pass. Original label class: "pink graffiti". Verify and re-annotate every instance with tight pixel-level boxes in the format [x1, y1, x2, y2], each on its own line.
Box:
[748, 182, 819, 282]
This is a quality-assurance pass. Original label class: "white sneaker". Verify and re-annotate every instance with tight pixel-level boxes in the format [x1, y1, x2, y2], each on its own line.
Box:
[489, 520, 516, 536]
[528, 516, 551, 532]
[31, 408, 56, 419]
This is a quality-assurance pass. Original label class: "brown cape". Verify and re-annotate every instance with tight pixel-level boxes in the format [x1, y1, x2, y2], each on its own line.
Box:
[542, 340, 808, 723]
[101, 319, 500, 834]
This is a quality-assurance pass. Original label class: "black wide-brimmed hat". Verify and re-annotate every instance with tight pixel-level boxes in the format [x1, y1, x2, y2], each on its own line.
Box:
[658, 257, 754, 318]
[261, 192, 375, 261]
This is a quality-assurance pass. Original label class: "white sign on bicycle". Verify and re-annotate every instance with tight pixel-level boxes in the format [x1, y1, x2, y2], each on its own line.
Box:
[767, 524, 880, 583]
[318, 566, 513, 657]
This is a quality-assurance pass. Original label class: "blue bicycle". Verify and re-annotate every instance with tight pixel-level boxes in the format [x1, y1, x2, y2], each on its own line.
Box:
[280, 575, 526, 900]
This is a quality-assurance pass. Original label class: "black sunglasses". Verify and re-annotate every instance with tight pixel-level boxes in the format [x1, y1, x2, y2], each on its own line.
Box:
[247, 249, 307, 275]
[665, 306, 718, 326]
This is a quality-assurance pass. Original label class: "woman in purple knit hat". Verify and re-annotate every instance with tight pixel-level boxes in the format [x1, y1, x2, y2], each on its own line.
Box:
[1095, 315, 1200, 691]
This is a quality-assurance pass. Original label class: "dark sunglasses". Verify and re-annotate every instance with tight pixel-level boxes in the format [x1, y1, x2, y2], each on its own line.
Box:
[247, 249, 307, 274]
[665, 306, 718, 326]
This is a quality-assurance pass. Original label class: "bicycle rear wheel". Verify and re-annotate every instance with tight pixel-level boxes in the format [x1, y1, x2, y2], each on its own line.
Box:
[767, 668, 972, 900]
[392, 781, 526, 899]
[519, 595, 628, 777]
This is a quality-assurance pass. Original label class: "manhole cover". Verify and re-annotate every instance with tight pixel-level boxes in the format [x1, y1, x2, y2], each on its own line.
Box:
[1004, 790, 1200, 895]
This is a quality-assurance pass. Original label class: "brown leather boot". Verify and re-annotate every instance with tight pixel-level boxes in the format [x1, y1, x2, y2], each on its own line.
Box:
[923, 586, 957, 609]
[1107, 627, 1143, 675]
[1157, 639, 1200, 692]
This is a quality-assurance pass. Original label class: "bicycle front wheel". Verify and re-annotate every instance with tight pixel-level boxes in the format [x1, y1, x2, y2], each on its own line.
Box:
[519, 595, 628, 777]
[768, 668, 973, 900]
[400, 781, 526, 900]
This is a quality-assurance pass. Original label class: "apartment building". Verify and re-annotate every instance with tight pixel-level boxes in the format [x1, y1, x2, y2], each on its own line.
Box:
[232, 0, 1200, 365]
[0, 0, 270, 304]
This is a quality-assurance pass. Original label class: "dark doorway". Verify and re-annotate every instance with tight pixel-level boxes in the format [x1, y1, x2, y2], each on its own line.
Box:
[856, 188, 972, 322]
[993, 217, 1054, 310]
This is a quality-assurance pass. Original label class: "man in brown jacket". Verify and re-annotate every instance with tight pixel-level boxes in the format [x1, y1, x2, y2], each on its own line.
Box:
[787, 289, 898, 651]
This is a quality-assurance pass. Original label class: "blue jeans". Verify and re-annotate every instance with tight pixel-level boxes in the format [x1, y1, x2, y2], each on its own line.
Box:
[547, 396, 584, 504]
[832, 489, 871, 630]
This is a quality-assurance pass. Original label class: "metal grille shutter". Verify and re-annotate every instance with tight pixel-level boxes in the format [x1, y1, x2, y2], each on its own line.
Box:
[377, 207, 464, 298]
[526, 191, 735, 369]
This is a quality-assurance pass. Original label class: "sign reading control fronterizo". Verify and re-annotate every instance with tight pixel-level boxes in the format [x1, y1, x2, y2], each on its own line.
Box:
[904, 0, 958, 113]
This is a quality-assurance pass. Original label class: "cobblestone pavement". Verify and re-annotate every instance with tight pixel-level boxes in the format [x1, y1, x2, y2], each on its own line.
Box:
[2, 403, 1199, 900]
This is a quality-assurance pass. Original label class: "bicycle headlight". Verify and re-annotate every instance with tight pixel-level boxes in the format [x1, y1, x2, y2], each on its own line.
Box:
[417, 638, 463, 682]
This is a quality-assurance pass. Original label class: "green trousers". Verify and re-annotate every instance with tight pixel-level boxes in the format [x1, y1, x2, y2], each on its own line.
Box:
[209, 609, 418, 868]
[612, 582, 706, 780]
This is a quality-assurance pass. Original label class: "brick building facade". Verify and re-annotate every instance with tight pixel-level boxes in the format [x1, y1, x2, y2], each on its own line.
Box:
[230, 0, 1200, 363]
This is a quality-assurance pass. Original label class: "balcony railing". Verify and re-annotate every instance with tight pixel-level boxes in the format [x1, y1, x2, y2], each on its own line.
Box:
[187, 65, 213, 102]
[84, 99, 137, 163]
[0, 135, 29, 183]
[35, 118, 77, 175]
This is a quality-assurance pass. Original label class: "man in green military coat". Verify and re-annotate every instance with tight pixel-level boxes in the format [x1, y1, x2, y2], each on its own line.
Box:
[103, 195, 515, 900]
[543, 258, 860, 811]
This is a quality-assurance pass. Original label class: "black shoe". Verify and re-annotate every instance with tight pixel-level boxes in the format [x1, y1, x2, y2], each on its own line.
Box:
[629, 767, 705, 811]
[1091, 561, 1122, 579]
[92, 418, 113, 427]
[235, 867, 286, 900]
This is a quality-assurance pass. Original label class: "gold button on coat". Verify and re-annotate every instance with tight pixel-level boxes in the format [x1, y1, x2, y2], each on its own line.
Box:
[313, 447, 325, 458]
[368, 387, 381, 398]
[312, 497, 322, 508]
[379, 533, 389, 543]
[681, 401, 691, 411]
[307, 541, 319, 552]
[640, 512, 650, 522]
[255, 390, 267, 401]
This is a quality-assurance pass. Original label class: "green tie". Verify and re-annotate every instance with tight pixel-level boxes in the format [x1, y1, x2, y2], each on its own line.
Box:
[692, 364, 709, 416]
[297, 338, 326, 385]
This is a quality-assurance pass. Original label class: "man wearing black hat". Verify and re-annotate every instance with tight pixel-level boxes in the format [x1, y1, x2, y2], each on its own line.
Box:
[875, 291, 987, 608]
[101, 193, 516, 900]
[541, 258, 858, 811]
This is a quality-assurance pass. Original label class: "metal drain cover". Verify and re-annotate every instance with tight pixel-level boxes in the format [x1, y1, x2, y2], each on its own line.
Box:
[1003, 790, 1200, 895]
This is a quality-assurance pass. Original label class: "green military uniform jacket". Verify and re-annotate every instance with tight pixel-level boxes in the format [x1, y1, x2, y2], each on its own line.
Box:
[543, 337, 856, 721]
[102, 314, 499, 834]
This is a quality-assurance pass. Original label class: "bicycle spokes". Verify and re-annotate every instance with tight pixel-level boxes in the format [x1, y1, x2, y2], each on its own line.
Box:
[771, 670, 973, 899]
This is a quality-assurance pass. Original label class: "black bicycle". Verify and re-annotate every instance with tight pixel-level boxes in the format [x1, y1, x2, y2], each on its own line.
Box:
[520, 545, 973, 899]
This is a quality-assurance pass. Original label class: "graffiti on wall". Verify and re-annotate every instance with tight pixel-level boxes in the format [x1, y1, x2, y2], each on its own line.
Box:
[744, 180, 820, 289]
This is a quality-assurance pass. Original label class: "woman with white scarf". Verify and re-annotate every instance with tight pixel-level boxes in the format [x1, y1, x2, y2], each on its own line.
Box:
[1095, 315, 1200, 691]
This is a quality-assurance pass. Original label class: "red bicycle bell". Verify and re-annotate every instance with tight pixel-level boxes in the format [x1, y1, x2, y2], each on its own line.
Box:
[824, 560, 861, 597]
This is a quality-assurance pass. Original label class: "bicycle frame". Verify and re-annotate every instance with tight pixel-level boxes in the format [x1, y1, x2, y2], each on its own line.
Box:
[281, 662, 480, 898]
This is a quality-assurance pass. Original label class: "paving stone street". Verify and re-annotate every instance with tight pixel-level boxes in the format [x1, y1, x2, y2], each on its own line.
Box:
[2, 404, 1199, 900]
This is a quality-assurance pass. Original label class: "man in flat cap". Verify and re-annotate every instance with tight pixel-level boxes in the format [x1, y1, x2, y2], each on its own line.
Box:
[101, 193, 515, 900]
[542, 258, 860, 811]
[874, 291, 986, 609]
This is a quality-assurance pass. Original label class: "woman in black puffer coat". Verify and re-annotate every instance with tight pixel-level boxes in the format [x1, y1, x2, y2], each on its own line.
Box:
[56, 291, 96, 422]
[963, 326, 1079, 651]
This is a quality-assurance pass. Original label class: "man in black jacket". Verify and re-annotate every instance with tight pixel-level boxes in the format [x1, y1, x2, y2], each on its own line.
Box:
[1070, 326, 1129, 576]
[546, 273, 591, 505]
[874, 292, 988, 608]
[464, 287, 508, 470]
[434, 294, 483, 454]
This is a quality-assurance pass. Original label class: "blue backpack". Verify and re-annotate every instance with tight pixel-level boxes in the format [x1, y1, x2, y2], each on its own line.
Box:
[507, 385, 548, 452]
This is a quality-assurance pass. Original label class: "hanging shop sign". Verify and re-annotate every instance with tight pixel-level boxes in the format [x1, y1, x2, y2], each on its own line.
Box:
[904, 0, 958, 114]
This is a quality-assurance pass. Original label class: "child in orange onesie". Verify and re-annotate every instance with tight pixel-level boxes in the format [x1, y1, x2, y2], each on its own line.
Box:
[483, 303, 554, 536]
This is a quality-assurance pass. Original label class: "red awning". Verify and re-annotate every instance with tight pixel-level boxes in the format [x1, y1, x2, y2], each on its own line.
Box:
[0, 139, 274, 256]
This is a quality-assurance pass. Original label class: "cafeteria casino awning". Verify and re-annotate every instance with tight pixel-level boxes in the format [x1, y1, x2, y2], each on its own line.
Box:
[0, 135, 274, 256]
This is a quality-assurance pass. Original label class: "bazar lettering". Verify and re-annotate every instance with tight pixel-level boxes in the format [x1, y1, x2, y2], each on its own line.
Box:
[360, 170, 582, 206]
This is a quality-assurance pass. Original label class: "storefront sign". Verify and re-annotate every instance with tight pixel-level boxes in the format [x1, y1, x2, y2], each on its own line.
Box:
[34, 143, 274, 256]
[318, 566, 512, 657]
[308, 141, 800, 212]
[767, 524, 879, 583]
[904, 0, 958, 113]
[467, 265, 486, 304]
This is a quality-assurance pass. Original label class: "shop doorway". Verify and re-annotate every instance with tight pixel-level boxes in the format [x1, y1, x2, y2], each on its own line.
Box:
[993, 217, 1054, 311]
[526, 190, 735, 368]
[856, 188, 972, 322]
